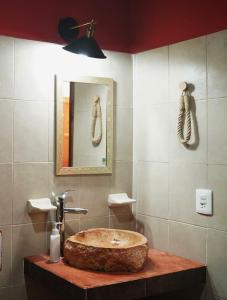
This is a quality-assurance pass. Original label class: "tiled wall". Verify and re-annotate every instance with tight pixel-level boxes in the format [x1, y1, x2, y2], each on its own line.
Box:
[0, 36, 133, 299]
[1, 29, 227, 300]
[133, 29, 227, 300]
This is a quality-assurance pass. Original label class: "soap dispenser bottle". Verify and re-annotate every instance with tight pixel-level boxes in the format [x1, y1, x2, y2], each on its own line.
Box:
[50, 222, 60, 263]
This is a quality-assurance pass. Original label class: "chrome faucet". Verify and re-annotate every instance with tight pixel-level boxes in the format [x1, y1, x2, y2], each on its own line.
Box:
[54, 190, 88, 255]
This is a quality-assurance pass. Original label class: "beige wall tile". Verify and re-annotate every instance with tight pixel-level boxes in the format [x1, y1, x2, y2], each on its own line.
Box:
[132, 162, 139, 210]
[0, 37, 14, 99]
[106, 52, 132, 109]
[0, 101, 13, 163]
[109, 204, 133, 217]
[169, 162, 208, 227]
[13, 163, 49, 225]
[0, 226, 12, 287]
[110, 161, 132, 196]
[208, 165, 227, 231]
[0, 287, 12, 300]
[110, 213, 135, 230]
[114, 107, 133, 162]
[132, 29, 227, 300]
[169, 101, 207, 163]
[48, 163, 81, 194]
[64, 219, 80, 240]
[208, 99, 227, 164]
[14, 39, 55, 101]
[14, 101, 48, 162]
[169, 36, 206, 101]
[133, 47, 168, 107]
[48, 101, 54, 162]
[169, 221, 207, 263]
[12, 223, 47, 285]
[80, 176, 110, 218]
[0, 164, 13, 226]
[10, 285, 27, 300]
[207, 30, 227, 98]
[80, 216, 109, 231]
[207, 229, 227, 299]
[137, 162, 168, 218]
[134, 104, 169, 162]
[136, 214, 169, 252]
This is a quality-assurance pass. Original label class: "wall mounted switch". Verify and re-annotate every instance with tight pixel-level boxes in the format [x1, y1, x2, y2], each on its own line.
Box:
[196, 189, 213, 215]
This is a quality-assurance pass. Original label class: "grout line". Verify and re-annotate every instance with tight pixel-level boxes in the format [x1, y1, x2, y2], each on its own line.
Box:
[207, 96, 227, 101]
[205, 228, 208, 265]
[205, 34, 209, 178]
[12, 161, 50, 165]
[11, 221, 48, 228]
[10, 225, 13, 284]
[167, 220, 170, 252]
[47, 101, 51, 164]
[0, 224, 13, 229]
[11, 97, 15, 231]
[167, 44, 170, 245]
[0, 98, 52, 102]
[0, 96, 222, 102]
[136, 213, 227, 234]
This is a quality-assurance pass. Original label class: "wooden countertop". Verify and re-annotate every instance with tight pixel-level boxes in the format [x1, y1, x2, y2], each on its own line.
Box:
[24, 249, 206, 300]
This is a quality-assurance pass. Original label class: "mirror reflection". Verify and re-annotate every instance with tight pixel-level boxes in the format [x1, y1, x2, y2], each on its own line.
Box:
[63, 81, 108, 168]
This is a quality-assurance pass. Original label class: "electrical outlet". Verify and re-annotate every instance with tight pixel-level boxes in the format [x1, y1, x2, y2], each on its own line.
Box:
[196, 189, 213, 215]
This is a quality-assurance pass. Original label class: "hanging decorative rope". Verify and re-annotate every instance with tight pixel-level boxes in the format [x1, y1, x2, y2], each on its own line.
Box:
[177, 82, 192, 146]
[91, 95, 102, 146]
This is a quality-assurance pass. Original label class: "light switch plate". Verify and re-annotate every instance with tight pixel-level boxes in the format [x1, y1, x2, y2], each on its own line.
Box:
[196, 189, 213, 215]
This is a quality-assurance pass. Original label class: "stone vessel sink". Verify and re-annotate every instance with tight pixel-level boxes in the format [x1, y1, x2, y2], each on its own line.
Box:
[64, 228, 149, 272]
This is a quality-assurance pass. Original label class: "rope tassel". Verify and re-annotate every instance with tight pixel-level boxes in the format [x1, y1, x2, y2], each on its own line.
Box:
[177, 86, 192, 146]
[91, 95, 102, 146]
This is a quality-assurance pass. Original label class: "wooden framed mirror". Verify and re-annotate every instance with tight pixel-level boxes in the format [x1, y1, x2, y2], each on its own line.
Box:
[56, 75, 113, 175]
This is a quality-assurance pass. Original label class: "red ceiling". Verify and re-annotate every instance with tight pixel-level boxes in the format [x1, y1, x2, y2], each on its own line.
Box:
[0, 0, 132, 52]
[1, 0, 227, 53]
[130, 0, 227, 53]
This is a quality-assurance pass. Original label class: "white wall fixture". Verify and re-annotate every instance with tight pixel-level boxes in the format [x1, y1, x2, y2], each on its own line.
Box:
[27, 198, 57, 214]
[108, 193, 136, 207]
[196, 189, 213, 215]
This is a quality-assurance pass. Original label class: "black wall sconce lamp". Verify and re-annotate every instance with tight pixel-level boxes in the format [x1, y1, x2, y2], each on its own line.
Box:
[58, 17, 106, 59]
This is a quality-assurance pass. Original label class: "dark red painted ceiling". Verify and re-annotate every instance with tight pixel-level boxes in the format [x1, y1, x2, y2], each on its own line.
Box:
[0, 0, 132, 52]
[130, 0, 227, 52]
[0, 0, 227, 53]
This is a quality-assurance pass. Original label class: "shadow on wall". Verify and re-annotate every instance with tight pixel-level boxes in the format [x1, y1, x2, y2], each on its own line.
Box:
[204, 273, 217, 300]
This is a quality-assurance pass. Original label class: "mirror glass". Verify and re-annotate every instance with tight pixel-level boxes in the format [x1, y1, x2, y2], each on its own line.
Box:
[56, 76, 113, 175]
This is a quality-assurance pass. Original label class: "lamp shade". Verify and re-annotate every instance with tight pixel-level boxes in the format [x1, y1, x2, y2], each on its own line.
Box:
[63, 35, 106, 59]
